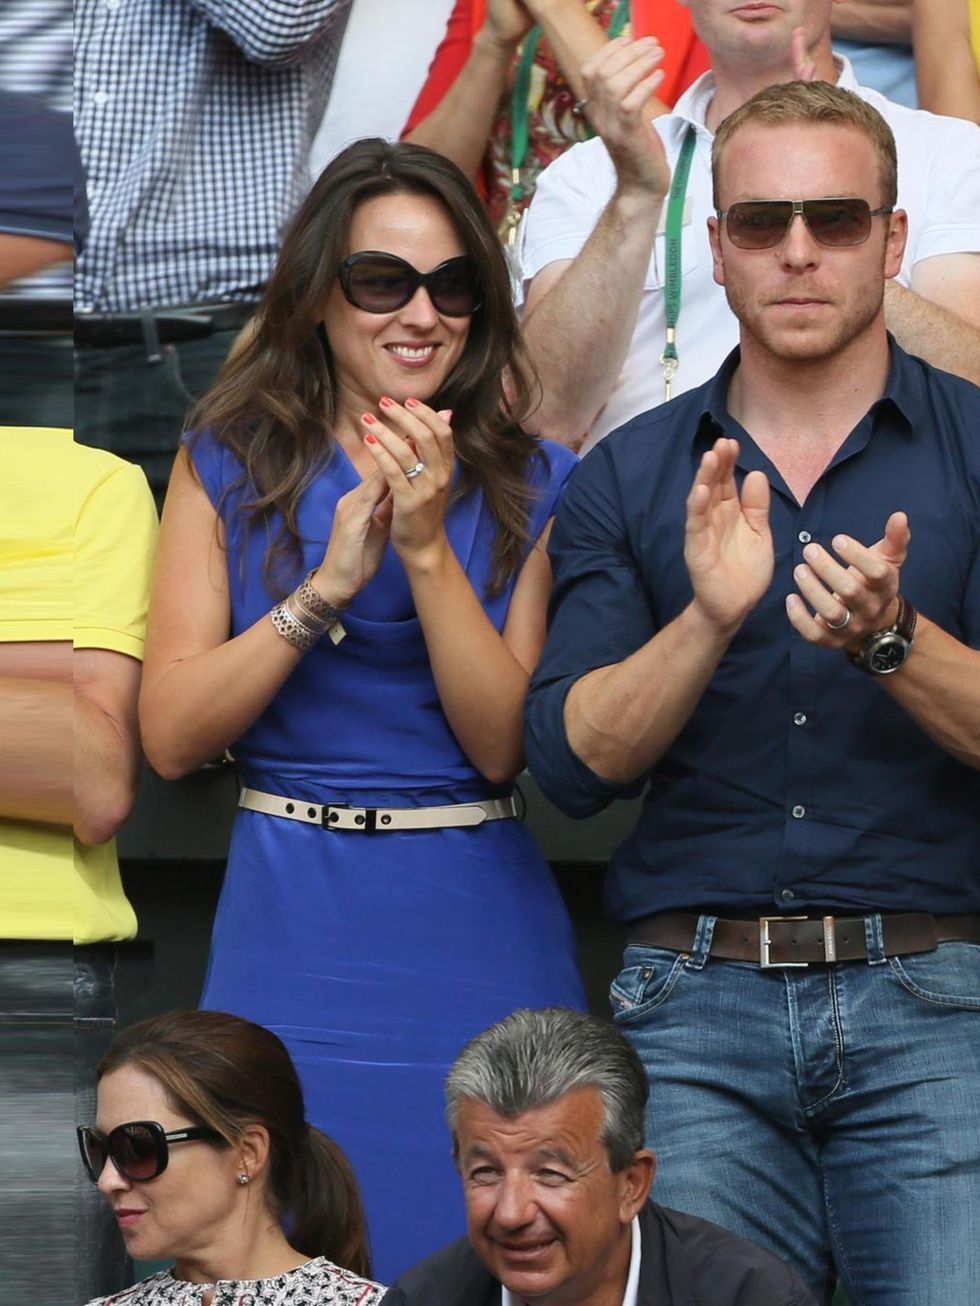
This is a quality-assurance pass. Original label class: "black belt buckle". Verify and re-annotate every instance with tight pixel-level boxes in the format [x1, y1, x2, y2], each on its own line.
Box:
[322, 803, 379, 832]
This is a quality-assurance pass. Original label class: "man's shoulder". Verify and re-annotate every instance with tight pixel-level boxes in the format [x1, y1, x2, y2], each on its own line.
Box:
[854, 81, 980, 151]
[649, 1203, 816, 1304]
[381, 1237, 497, 1306]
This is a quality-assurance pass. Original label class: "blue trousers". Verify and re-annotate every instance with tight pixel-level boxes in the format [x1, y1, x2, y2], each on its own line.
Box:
[611, 915, 980, 1306]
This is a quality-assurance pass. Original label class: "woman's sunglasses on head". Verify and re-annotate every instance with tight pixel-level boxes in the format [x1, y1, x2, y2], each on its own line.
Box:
[338, 251, 482, 317]
[77, 1120, 224, 1183]
[716, 198, 893, 250]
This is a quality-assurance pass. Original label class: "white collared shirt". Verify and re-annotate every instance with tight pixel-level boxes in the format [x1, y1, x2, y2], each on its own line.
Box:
[521, 56, 980, 454]
[500, 1214, 641, 1306]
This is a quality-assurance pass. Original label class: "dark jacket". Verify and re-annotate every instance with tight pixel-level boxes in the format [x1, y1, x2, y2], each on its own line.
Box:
[381, 1200, 817, 1306]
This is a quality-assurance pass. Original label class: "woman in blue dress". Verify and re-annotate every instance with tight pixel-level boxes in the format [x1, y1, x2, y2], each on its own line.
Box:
[140, 139, 585, 1282]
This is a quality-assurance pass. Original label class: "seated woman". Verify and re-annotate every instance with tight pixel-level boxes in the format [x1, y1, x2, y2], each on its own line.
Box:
[79, 1009, 384, 1304]
[138, 138, 586, 1279]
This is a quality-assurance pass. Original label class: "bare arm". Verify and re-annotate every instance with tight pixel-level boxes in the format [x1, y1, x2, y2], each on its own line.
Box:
[0, 234, 72, 287]
[0, 664, 72, 826]
[74, 649, 143, 846]
[363, 401, 554, 784]
[913, 0, 980, 122]
[522, 37, 669, 445]
[786, 516, 980, 768]
[567, 439, 773, 782]
[831, 0, 912, 43]
[884, 265, 980, 386]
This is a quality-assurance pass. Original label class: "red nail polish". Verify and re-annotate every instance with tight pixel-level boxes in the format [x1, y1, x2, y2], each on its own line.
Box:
[405, 397, 420, 408]
[362, 413, 376, 425]
[379, 396, 393, 408]
[364, 432, 377, 444]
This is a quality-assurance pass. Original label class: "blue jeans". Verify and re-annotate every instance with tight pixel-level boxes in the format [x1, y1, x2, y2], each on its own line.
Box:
[610, 915, 980, 1306]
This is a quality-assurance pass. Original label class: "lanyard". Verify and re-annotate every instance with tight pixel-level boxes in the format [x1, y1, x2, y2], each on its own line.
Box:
[660, 125, 697, 401]
[503, 0, 632, 246]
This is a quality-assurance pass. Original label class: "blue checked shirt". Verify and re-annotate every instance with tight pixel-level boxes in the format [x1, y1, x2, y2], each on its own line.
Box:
[75, 0, 352, 313]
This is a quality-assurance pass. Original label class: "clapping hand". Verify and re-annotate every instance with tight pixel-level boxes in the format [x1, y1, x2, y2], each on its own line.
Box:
[785, 512, 910, 648]
[580, 37, 670, 198]
[361, 397, 455, 566]
[684, 437, 774, 633]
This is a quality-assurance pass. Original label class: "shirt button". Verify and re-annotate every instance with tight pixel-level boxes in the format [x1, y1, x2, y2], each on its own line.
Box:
[93, 89, 109, 106]
[792, 804, 806, 819]
[781, 888, 796, 903]
[798, 530, 811, 544]
[793, 712, 807, 726]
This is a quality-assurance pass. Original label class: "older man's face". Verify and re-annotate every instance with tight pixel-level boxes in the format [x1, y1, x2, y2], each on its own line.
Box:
[456, 1087, 641, 1306]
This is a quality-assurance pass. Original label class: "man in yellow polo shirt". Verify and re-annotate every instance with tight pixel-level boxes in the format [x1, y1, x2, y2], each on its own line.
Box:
[0, 428, 157, 1305]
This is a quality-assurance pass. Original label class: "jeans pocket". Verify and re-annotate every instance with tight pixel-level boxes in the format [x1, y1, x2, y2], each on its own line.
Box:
[609, 946, 687, 1026]
[887, 942, 980, 1010]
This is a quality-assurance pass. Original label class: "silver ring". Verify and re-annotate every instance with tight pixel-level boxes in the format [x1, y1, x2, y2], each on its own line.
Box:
[574, 97, 589, 115]
[825, 608, 851, 631]
[404, 461, 425, 481]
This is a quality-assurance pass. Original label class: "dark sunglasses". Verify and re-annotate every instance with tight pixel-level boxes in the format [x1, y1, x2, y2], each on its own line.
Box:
[716, 198, 893, 250]
[77, 1120, 224, 1184]
[338, 251, 482, 316]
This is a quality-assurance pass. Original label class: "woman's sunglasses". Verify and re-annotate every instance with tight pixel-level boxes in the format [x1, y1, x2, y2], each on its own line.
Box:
[77, 1120, 224, 1184]
[338, 251, 482, 317]
[716, 198, 893, 250]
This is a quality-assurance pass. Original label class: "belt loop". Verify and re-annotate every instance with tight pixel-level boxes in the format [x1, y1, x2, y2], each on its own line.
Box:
[863, 913, 887, 965]
[687, 914, 716, 970]
[139, 306, 162, 362]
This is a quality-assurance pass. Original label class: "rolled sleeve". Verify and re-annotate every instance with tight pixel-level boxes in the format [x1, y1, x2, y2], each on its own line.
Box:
[525, 440, 656, 817]
[188, 0, 351, 66]
[519, 138, 616, 288]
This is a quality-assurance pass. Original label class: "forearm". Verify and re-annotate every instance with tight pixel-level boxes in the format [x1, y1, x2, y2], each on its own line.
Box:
[913, 0, 980, 120]
[880, 615, 980, 768]
[406, 542, 531, 785]
[73, 694, 141, 846]
[0, 676, 72, 826]
[405, 31, 518, 178]
[831, 0, 912, 42]
[187, 0, 349, 64]
[523, 187, 662, 443]
[532, 0, 668, 113]
[0, 234, 72, 287]
[140, 616, 306, 780]
[565, 602, 735, 783]
[884, 279, 980, 386]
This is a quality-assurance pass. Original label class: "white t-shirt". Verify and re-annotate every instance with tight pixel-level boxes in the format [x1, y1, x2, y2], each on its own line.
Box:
[520, 57, 980, 454]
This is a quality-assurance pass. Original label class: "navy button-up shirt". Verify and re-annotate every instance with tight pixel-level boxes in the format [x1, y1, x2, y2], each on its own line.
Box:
[526, 343, 980, 920]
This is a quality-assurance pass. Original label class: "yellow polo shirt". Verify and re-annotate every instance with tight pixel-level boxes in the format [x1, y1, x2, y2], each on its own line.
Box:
[0, 429, 158, 942]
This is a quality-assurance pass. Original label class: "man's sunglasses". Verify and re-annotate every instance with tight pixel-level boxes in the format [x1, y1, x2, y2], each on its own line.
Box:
[77, 1120, 224, 1184]
[716, 198, 893, 250]
[338, 251, 482, 316]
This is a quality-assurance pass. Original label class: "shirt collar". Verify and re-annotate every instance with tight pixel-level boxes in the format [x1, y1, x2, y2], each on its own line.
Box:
[669, 54, 855, 136]
[693, 336, 919, 449]
[500, 1217, 641, 1306]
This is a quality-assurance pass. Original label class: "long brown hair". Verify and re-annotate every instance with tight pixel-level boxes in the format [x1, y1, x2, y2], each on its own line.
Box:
[189, 138, 543, 595]
[97, 1010, 372, 1278]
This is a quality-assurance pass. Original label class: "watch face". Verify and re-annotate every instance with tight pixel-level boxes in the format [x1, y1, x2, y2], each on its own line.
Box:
[869, 634, 909, 674]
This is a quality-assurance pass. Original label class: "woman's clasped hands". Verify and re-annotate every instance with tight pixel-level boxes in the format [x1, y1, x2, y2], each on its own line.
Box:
[314, 398, 455, 607]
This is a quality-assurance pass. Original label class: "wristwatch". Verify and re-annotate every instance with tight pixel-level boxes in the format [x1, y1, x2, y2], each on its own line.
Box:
[850, 595, 917, 675]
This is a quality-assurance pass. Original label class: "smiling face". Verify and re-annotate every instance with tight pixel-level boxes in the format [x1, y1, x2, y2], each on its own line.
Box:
[456, 1087, 652, 1306]
[322, 190, 473, 431]
[708, 120, 906, 365]
[94, 1064, 247, 1271]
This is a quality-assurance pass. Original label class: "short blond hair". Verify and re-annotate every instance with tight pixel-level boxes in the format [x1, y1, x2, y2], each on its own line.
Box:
[712, 80, 898, 210]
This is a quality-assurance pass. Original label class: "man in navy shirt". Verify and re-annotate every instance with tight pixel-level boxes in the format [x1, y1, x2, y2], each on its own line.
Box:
[525, 81, 980, 1306]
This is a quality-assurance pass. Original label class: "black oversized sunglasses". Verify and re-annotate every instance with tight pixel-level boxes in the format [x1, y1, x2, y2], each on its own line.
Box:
[716, 198, 893, 250]
[338, 251, 482, 316]
[77, 1120, 224, 1184]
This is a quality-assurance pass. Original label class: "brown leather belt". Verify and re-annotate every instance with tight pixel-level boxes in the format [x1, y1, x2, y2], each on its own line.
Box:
[628, 911, 980, 969]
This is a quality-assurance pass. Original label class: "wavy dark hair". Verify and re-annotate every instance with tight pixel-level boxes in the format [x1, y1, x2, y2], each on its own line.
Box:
[97, 1010, 372, 1278]
[188, 138, 543, 595]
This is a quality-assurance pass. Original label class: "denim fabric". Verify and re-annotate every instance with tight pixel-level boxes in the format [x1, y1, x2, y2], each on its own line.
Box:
[74, 331, 235, 506]
[0, 943, 130, 1305]
[0, 336, 72, 426]
[610, 919, 980, 1306]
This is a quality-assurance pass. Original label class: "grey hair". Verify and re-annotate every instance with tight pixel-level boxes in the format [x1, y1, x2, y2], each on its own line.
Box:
[446, 1008, 648, 1172]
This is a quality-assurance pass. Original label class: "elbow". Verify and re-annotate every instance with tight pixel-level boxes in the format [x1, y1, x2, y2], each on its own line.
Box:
[73, 783, 137, 848]
[522, 394, 591, 451]
[142, 739, 197, 783]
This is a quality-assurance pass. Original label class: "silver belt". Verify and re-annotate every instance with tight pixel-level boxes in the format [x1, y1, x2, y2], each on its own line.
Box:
[239, 787, 517, 833]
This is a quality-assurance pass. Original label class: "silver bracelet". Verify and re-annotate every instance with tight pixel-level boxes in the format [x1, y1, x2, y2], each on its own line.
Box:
[270, 599, 319, 651]
[298, 570, 346, 624]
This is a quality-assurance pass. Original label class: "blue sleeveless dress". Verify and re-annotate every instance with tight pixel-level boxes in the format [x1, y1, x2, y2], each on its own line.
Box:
[188, 432, 586, 1282]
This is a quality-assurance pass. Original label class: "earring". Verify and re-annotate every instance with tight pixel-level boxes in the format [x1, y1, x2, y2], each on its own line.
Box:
[237, 1172, 250, 1185]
